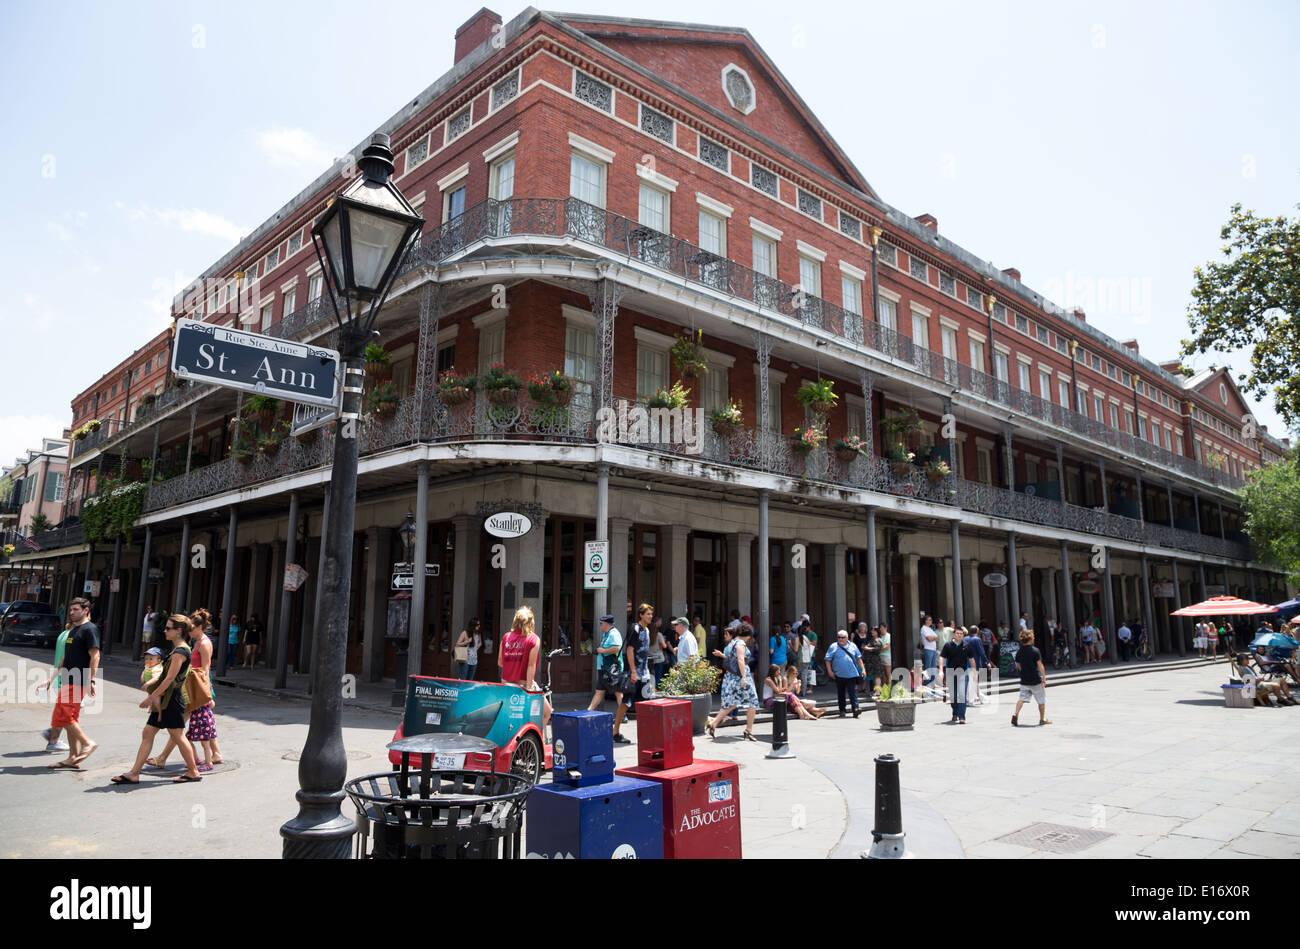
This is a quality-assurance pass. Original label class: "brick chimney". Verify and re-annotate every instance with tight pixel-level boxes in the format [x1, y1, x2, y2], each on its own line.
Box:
[915, 213, 938, 232]
[1073, 307, 1086, 322]
[1002, 267, 1020, 282]
[1121, 339, 1140, 355]
[454, 8, 502, 65]
[1159, 359, 1182, 373]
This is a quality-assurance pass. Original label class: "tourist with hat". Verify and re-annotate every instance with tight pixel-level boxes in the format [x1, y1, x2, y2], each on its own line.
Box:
[587, 614, 628, 741]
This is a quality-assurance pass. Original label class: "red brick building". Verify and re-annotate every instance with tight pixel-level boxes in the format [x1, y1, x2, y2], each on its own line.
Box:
[27, 9, 1292, 700]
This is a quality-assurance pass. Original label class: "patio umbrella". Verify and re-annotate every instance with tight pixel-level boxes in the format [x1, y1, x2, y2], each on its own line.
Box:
[1249, 632, 1299, 650]
[1271, 596, 1300, 618]
[1170, 595, 1278, 616]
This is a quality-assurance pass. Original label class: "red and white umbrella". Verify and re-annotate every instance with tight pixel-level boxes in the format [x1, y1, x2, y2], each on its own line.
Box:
[1171, 595, 1278, 617]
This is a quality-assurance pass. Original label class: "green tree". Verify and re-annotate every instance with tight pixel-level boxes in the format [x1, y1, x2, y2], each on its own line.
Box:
[1182, 202, 1300, 428]
[1240, 448, 1300, 585]
[28, 513, 54, 535]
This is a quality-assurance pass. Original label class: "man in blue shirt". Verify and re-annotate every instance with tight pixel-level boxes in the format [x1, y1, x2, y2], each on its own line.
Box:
[961, 625, 990, 703]
[823, 629, 865, 718]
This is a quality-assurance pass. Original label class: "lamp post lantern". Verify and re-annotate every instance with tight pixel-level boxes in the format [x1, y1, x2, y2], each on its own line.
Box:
[280, 133, 423, 859]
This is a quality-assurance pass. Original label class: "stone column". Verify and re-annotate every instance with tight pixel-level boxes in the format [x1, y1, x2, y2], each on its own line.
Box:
[824, 544, 847, 635]
[247, 543, 267, 629]
[1098, 457, 1109, 509]
[594, 463, 609, 624]
[865, 508, 878, 626]
[175, 517, 191, 613]
[609, 518, 633, 631]
[1102, 552, 1118, 664]
[218, 505, 239, 674]
[1171, 560, 1186, 656]
[949, 521, 964, 628]
[1135, 471, 1145, 523]
[275, 491, 300, 690]
[904, 553, 920, 643]
[1019, 563, 1033, 628]
[1006, 532, 1021, 631]
[450, 515, 479, 654]
[1058, 542, 1078, 665]
[1140, 553, 1155, 654]
[1002, 423, 1015, 489]
[265, 540, 285, 668]
[1046, 567, 1060, 629]
[726, 531, 754, 621]
[300, 533, 319, 673]
[962, 559, 980, 626]
[408, 463, 429, 678]
[308, 490, 331, 689]
[665, 525, 690, 620]
[131, 525, 153, 660]
[362, 526, 393, 682]
[942, 556, 955, 622]
[757, 490, 771, 687]
[500, 512, 547, 620]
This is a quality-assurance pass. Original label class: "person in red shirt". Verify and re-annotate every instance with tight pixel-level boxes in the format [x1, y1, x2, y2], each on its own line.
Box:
[498, 606, 549, 731]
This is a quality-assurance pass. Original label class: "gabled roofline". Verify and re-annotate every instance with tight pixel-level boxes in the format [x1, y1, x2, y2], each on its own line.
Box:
[548, 11, 876, 198]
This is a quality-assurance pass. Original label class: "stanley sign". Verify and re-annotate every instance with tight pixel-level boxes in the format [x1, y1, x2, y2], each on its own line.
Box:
[171, 318, 341, 409]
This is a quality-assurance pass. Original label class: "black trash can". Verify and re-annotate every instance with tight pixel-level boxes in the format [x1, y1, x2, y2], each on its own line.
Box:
[346, 768, 531, 859]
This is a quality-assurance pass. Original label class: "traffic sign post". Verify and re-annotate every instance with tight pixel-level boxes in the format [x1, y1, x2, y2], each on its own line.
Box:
[584, 540, 609, 590]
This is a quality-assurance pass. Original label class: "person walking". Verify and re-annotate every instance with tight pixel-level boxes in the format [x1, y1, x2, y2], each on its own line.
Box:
[707, 622, 758, 740]
[142, 605, 156, 647]
[877, 623, 892, 685]
[588, 614, 626, 736]
[797, 621, 819, 694]
[612, 603, 654, 743]
[455, 617, 482, 680]
[919, 615, 939, 687]
[824, 629, 865, 718]
[861, 625, 884, 694]
[40, 618, 71, 754]
[498, 606, 548, 731]
[673, 616, 698, 662]
[39, 597, 100, 769]
[648, 616, 666, 687]
[1011, 628, 1051, 726]
[224, 613, 241, 675]
[940, 627, 975, 723]
[110, 614, 203, 784]
[241, 613, 263, 668]
[1080, 619, 1098, 664]
[962, 625, 991, 703]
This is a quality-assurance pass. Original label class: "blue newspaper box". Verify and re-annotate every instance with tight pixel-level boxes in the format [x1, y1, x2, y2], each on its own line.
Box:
[550, 710, 615, 787]
[526, 775, 664, 859]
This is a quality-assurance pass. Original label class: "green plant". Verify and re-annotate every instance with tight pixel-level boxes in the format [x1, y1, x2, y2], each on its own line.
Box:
[659, 658, 721, 696]
[927, 459, 952, 476]
[1, 544, 14, 558]
[710, 400, 743, 425]
[880, 408, 923, 443]
[243, 394, 279, 415]
[833, 434, 868, 456]
[795, 378, 838, 410]
[80, 480, 147, 544]
[887, 444, 915, 464]
[669, 329, 708, 378]
[525, 369, 575, 403]
[792, 424, 825, 453]
[647, 381, 690, 409]
[478, 363, 522, 391]
[363, 341, 390, 365]
[29, 513, 54, 535]
[437, 368, 476, 391]
[366, 380, 400, 415]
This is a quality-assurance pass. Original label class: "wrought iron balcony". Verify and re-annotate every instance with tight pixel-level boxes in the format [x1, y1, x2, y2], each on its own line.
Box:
[103, 197, 1246, 494]
[138, 389, 1251, 563]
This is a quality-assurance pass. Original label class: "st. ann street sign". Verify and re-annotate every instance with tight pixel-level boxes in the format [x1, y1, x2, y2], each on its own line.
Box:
[171, 318, 341, 409]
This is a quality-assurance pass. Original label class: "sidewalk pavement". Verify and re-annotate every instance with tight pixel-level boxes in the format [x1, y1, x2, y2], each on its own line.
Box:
[7, 646, 1293, 859]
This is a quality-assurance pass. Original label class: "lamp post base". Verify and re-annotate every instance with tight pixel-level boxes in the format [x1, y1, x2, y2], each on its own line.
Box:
[280, 789, 356, 859]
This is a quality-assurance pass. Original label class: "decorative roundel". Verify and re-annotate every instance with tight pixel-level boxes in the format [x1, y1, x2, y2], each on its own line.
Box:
[722, 64, 755, 115]
[1219, 382, 1228, 404]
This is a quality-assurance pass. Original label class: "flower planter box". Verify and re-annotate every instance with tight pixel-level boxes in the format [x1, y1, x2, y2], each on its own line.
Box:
[876, 699, 919, 729]
[440, 386, 473, 406]
[486, 388, 520, 405]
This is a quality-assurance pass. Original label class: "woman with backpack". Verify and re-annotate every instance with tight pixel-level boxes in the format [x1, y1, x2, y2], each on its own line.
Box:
[707, 622, 758, 741]
[110, 614, 203, 784]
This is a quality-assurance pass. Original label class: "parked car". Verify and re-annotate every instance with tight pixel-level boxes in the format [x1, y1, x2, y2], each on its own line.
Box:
[0, 601, 54, 620]
[1, 612, 63, 648]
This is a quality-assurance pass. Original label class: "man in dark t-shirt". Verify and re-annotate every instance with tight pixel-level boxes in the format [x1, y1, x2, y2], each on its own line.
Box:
[1010, 628, 1051, 726]
[41, 597, 100, 768]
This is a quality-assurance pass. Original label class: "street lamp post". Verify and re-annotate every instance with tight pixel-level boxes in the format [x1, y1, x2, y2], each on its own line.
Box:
[280, 133, 423, 860]
[391, 511, 417, 707]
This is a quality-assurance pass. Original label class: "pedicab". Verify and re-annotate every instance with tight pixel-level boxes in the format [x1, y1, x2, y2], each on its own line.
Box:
[388, 675, 552, 785]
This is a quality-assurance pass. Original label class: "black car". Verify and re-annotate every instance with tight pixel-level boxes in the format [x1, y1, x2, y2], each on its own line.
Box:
[1, 613, 63, 648]
[0, 601, 54, 620]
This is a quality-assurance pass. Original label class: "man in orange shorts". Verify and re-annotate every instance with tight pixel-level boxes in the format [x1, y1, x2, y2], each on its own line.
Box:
[40, 598, 100, 770]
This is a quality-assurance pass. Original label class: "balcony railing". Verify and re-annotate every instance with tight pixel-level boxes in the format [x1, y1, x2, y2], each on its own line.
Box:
[136, 388, 1250, 562]
[100, 197, 1245, 493]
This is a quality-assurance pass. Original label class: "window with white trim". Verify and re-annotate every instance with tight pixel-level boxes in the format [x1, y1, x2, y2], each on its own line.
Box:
[638, 182, 669, 233]
[260, 300, 273, 332]
[564, 323, 596, 399]
[911, 310, 930, 350]
[1093, 393, 1104, 421]
[288, 231, 303, 255]
[443, 183, 466, 223]
[699, 210, 725, 255]
[283, 289, 296, 319]
[798, 256, 821, 299]
[478, 322, 505, 374]
[308, 272, 323, 303]
[1017, 360, 1031, 392]
[1039, 369, 1052, 401]
[842, 276, 863, 316]
[752, 234, 776, 277]
[994, 351, 1009, 383]
[1076, 389, 1086, 414]
[490, 155, 515, 200]
[569, 152, 604, 207]
[637, 346, 669, 401]
[940, 325, 958, 362]
[969, 338, 985, 371]
[1110, 403, 1120, 429]
[977, 446, 992, 485]
[703, 364, 729, 415]
[879, 297, 897, 333]
[766, 379, 782, 433]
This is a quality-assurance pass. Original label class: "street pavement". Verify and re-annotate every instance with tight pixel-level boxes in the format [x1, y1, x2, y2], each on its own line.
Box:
[1, 645, 1297, 859]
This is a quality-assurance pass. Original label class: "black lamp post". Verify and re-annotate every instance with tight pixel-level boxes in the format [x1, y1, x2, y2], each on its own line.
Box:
[280, 133, 423, 859]
[391, 511, 417, 707]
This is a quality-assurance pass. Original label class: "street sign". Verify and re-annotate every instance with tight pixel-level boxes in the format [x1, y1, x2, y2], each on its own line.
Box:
[982, 572, 1007, 588]
[584, 540, 609, 590]
[392, 574, 415, 591]
[171, 317, 341, 409]
[392, 562, 440, 577]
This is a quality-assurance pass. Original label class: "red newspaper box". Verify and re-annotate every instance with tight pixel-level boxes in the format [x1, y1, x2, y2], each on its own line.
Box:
[616, 759, 741, 859]
[635, 698, 693, 770]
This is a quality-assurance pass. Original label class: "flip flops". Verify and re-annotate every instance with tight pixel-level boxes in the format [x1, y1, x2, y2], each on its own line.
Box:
[73, 743, 98, 764]
[47, 760, 80, 770]
[110, 774, 139, 785]
[172, 774, 202, 783]
[144, 757, 167, 769]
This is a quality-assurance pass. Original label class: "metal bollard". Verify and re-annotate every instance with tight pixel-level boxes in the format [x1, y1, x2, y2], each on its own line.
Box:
[765, 696, 796, 759]
[863, 753, 910, 858]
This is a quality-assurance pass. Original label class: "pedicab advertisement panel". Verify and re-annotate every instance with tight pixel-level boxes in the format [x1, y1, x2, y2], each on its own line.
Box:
[394, 677, 543, 770]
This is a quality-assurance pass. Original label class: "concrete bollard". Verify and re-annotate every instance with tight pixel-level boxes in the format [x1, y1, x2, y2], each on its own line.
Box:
[765, 696, 796, 759]
[863, 753, 910, 858]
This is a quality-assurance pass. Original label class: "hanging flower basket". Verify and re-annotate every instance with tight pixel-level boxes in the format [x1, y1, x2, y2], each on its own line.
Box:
[233, 449, 255, 467]
[259, 440, 282, 458]
[793, 443, 814, 456]
[926, 467, 946, 483]
[891, 461, 913, 477]
[371, 399, 399, 419]
[808, 400, 835, 416]
[552, 387, 574, 406]
[678, 363, 702, 379]
[365, 361, 392, 383]
[441, 386, 473, 406]
[712, 419, 740, 439]
[487, 387, 519, 405]
[835, 448, 861, 463]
